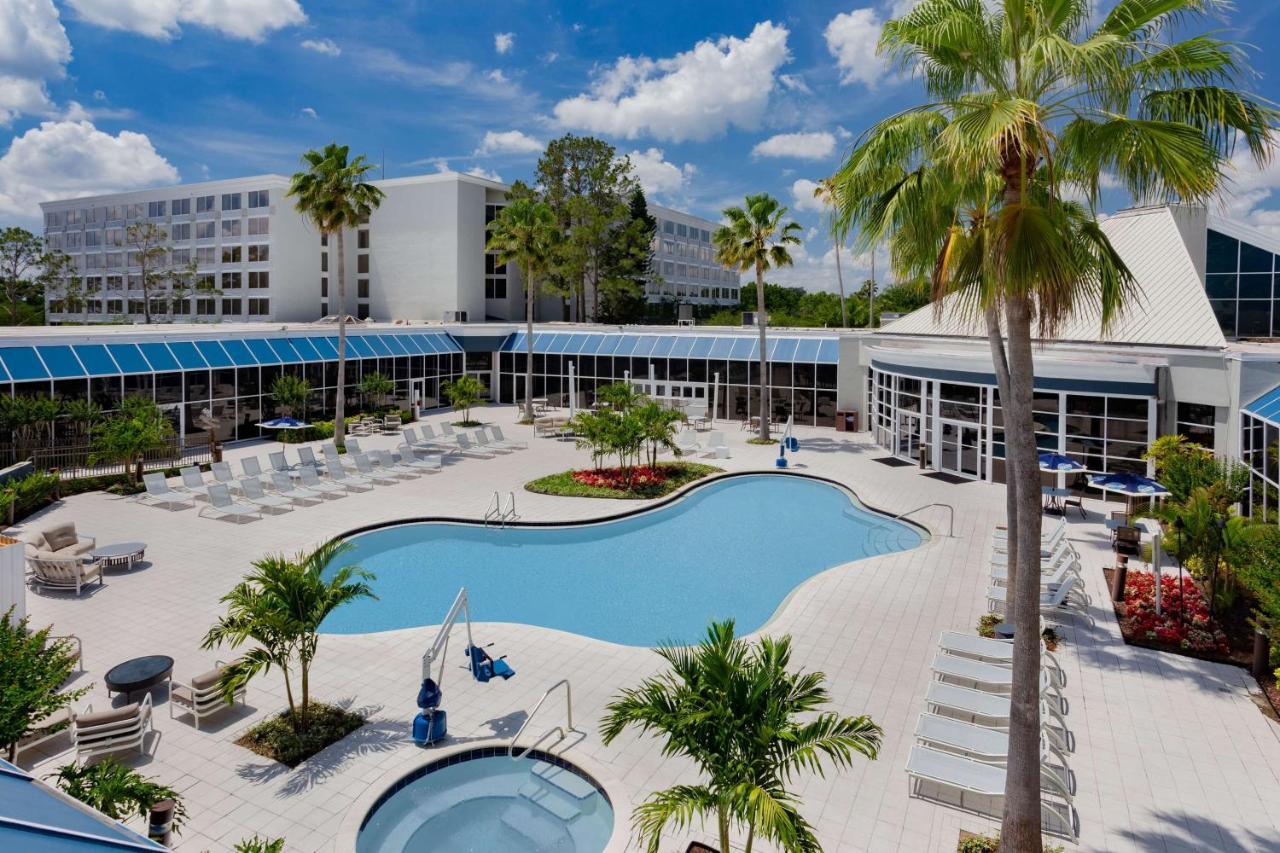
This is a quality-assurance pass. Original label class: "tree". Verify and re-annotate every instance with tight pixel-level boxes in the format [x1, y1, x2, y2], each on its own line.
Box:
[812, 179, 849, 327]
[442, 375, 486, 424]
[0, 608, 91, 762]
[289, 143, 386, 449]
[60, 399, 102, 443]
[89, 395, 175, 484]
[50, 759, 186, 833]
[487, 197, 560, 421]
[0, 227, 47, 325]
[120, 223, 172, 324]
[831, 1, 1275, 847]
[41, 250, 85, 323]
[598, 187, 657, 323]
[202, 540, 375, 731]
[636, 400, 685, 468]
[713, 195, 802, 441]
[601, 620, 881, 853]
[270, 374, 312, 419]
[357, 371, 394, 412]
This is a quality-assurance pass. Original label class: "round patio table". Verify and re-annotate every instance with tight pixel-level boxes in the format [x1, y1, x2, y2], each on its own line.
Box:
[104, 655, 173, 701]
[91, 541, 146, 571]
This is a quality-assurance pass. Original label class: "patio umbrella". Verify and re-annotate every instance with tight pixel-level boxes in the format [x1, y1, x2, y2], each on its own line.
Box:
[257, 416, 312, 449]
[1087, 472, 1170, 515]
[1038, 452, 1085, 473]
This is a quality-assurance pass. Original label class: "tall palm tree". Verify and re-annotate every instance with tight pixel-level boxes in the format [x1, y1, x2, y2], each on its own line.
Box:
[202, 540, 375, 731]
[812, 179, 848, 327]
[288, 143, 384, 449]
[831, 1, 1275, 847]
[486, 197, 560, 421]
[713, 194, 802, 440]
[602, 620, 881, 853]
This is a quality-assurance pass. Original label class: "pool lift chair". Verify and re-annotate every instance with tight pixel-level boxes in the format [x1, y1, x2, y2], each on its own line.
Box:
[413, 587, 516, 746]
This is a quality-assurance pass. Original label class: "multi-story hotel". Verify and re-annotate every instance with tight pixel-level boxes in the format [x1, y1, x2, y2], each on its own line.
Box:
[38, 173, 739, 326]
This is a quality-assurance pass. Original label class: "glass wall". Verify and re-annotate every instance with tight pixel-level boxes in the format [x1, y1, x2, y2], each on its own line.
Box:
[1205, 228, 1280, 338]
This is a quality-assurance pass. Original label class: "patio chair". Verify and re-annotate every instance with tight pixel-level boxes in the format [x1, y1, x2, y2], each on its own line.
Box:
[297, 467, 346, 498]
[170, 660, 246, 730]
[346, 438, 364, 456]
[199, 484, 261, 523]
[210, 460, 238, 490]
[137, 473, 195, 510]
[383, 413, 402, 433]
[28, 555, 103, 596]
[487, 425, 527, 450]
[992, 518, 1068, 557]
[702, 431, 729, 458]
[937, 631, 1066, 689]
[16, 703, 75, 758]
[989, 557, 1081, 592]
[675, 431, 701, 456]
[986, 575, 1091, 617]
[931, 653, 1068, 710]
[271, 472, 324, 504]
[1114, 526, 1143, 560]
[239, 478, 294, 513]
[240, 456, 270, 489]
[454, 433, 495, 458]
[72, 694, 154, 763]
[923, 681, 1070, 734]
[394, 444, 443, 473]
[990, 538, 1075, 569]
[915, 712, 1018, 764]
[179, 466, 213, 500]
[268, 450, 293, 475]
[371, 449, 420, 478]
[295, 446, 322, 474]
[439, 422, 456, 437]
[471, 429, 513, 454]
[352, 453, 397, 485]
[24, 522, 96, 561]
[325, 460, 374, 492]
[322, 443, 356, 470]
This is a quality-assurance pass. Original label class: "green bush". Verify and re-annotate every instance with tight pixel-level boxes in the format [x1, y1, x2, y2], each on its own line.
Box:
[278, 420, 334, 444]
[5, 470, 60, 516]
[236, 703, 364, 767]
[976, 614, 1001, 638]
[50, 759, 186, 833]
[235, 838, 285, 853]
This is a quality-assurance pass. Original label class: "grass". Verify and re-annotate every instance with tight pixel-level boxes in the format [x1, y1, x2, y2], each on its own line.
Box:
[235, 703, 365, 768]
[746, 436, 778, 446]
[526, 461, 722, 500]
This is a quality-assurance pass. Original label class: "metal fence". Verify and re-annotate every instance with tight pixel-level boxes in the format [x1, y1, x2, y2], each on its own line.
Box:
[0, 436, 213, 480]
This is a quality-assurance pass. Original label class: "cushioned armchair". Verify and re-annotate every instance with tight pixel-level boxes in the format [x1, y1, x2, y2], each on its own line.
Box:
[25, 522, 95, 560]
[170, 660, 245, 730]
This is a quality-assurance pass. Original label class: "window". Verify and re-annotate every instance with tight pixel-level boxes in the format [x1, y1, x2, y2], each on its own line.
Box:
[128, 299, 145, 315]
[320, 301, 328, 316]
[172, 298, 191, 315]
[485, 203, 505, 223]
[248, 244, 269, 262]
[128, 203, 144, 220]
[357, 278, 369, 298]
[247, 217, 269, 236]
[677, 223, 687, 237]
[249, 271, 269, 289]
[248, 298, 269, 316]
[171, 223, 191, 241]
[105, 227, 123, 246]
[222, 298, 242, 315]
[485, 278, 507, 299]
[321, 253, 328, 272]
[320, 232, 328, 246]
[663, 220, 674, 234]
[1177, 402, 1216, 446]
[357, 254, 369, 274]
[320, 277, 328, 297]
[358, 229, 369, 249]
[103, 252, 121, 268]
[196, 246, 216, 265]
[221, 219, 241, 238]
[172, 198, 190, 216]
[196, 195, 215, 213]
[356, 303, 370, 320]
[195, 221, 215, 240]
[196, 273, 215, 290]
[106, 275, 123, 290]
[171, 248, 191, 265]
[221, 193, 241, 211]
[222, 272, 241, 289]
[84, 276, 101, 292]
[700, 228, 710, 242]
[196, 298, 216, 315]
[485, 255, 506, 275]
[148, 201, 166, 218]
[106, 299, 123, 314]
[247, 189, 269, 208]
[221, 246, 241, 263]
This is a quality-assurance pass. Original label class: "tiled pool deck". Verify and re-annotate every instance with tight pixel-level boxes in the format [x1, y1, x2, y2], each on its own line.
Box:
[14, 405, 1280, 852]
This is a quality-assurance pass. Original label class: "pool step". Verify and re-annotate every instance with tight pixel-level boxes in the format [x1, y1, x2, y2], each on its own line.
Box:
[518, 781, 581, 821]
[500, 799, 569, 847]
[531, 760, 597, 800]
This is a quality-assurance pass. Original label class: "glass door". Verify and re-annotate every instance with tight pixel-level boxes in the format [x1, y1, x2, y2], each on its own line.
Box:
[939, 420, 981, 478]
[896, 411, 921, 459]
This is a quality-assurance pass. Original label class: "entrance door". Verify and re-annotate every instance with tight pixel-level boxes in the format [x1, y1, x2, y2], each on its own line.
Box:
[939, 421, 981, 478]
[895, 412, 921, 459]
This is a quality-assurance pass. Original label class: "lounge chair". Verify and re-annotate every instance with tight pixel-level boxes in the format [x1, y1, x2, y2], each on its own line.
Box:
[268, 450, 293, 476]
[270, 472, 324, 504]
[990, 538, 1075, 569]
[924, 681, 1070, 731]
[72, 694, 154, 763]
[487, 425, 527, 450]
[240, 456, 270, 489]
[325, 460, 374, 492]
[170, 660, 246, 730]
[25, 522, 96, 560]
[322, 443, 356, 470]
[454, 433, 495, 458]
[471, 429, 513, 454]
[394, 444, 443, 473]
[405, 425, 450, 452]
[932, 654, 1068, 710]
[702, 431, 729, 458]
[239, 478, 294, 513]
[439, 421, 456, 437]
[421, 423, 463, 450]
[675, 431, 700, 456]
[137, 473, 195, 510]
[179, 466, 213, 500]
[28, 555, 103, 596]
[199, 484, 261, 523]
[296, 446, 322, 473]
[383, 413, 402, 433]
[16, 703, 74, 758]
[346, 438, 364, 456]
[371, 449, 420, 478]
[986, 575, 1091, 616]
[993, 519, 1068, 556]
[352, 453, 397, 485]
[937, 631, 1066, 689]
[989, 557, 1081, 591]
[210, 460, 238, 490]
[297, 467, 346, 498]
[916, 712, 1019, 764]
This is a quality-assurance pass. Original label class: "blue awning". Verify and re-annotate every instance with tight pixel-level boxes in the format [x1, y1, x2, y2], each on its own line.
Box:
[772, 338, 798, 362]
[0, 347, 49, 381]
[394, 335, 424, 355]
[244, 339, 281, 364]
[267, 338, 303, 363]
[730, 338, 755, 360]
[613, 336, 637, 356]
[346, 336, 375, 358]
[596, 335, 621, 354]
[689, 337, 714, 357]
[312, 336, 338, 360]
[165, 341, 207, 371]
[105, 343, 150, 374]
[138, 342, 179, 372]
[194, 340, 233, 368]
[379, 334, 409, 356]
[433, 333, 462, 353]
[290, 337, 322, 361]
[362, 335, 393, 357]
[793, 338, 821, 362]
[709, 337, 736, 358]
[36, 345, 86, 378]
[817, 339, 839, 364]
[0, 759, 164, 851]
[669, 337, 695, 357]
[72, 344, 120, 376]
[1245, 384, 1280, 424]
[221, 339, 258, 366]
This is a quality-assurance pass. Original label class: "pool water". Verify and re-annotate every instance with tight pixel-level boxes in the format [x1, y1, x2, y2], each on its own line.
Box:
[357, 754, 614, 853]
[323, 474, 923, 646]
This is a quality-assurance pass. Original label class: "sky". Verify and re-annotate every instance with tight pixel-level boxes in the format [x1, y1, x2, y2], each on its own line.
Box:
[2, 0, 1280, 293]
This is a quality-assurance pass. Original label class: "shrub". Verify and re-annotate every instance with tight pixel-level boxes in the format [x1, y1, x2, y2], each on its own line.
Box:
[1120, 571, 1230, 656]
[976, 614, 1001, 638]
[442, 375, 486, 425]
[50, 758, 186, 833]
[359, 371, 395, 409]
[236, 703, 364, 767]
[4, 470, 60, 516]
[89, 396, 174, 484]
[278, 420, 334, 444]
[271, 374, 312, 419]
[0, 608, 91, 762]
[235, 838, 286, 853]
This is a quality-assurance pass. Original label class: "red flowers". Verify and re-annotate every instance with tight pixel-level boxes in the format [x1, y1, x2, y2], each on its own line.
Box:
[572, 466, 669, 490]
[1120, 571, 1230, 656]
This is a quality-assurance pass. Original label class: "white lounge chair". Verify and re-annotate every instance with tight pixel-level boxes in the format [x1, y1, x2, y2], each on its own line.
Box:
[915, 712, 1017, 764]
[487, 425, 527, 449]
[210, 460, 238, 490]
[297, 467, 346, 498]
[16, 703, 75, 758]
[199, 484, 261, 523]
[395, 444, 443, 473]
[371, 449, 420, 478]
[403, 426, 448, 452]
[137, 473, 195, 510]
[295, 446, 323, 473]
[931, 654, 1067, 709]
[989, 538, 1075, 569]
[240, 456, 270, 489]
[439, 421, 456, 437]
[345, 438, 364, 455]
[986, 575, 1091, 616]
[993, 519, 1068, 556]
[325, 460, 374, 491]
[239, 478, 294, 513]
[170, 660, 245, 730]
[28, 555, 103, 596]
[989, 557, 1081, 590]
[268, 450, 293, 476]
[454, 433, 495, 458]
[72, 694, 154, 764]
[179, 466, 212, 500]
[702, 431, 729, 458]
[675, 431, 700, 456]
[271, 472, 324, 504]
[937, 631, 1066, 688]
[924, 682, 1069, 731]
[472, 429, 513, 454]
[352, 453, 397, 485]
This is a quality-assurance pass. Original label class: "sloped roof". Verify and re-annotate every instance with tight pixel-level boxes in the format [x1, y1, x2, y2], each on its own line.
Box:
[879, 206, 1227, 349]
[0, 759, 163, 851]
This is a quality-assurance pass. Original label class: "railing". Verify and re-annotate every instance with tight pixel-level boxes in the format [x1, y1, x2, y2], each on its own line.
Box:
[0, 436, 212, 481]
[893, 502, 955, 537]
[510, 679, 580, 760]
[484, 491, 520, 527]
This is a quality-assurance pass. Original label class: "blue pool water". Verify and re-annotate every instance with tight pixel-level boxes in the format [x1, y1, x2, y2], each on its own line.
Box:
[323, 474, 923, 646]
[357, 754, 614, 853]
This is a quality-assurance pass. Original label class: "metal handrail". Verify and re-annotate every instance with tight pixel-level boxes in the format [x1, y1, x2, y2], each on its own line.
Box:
[483, 491, 501, 526]
[894, 502, 955, 537]
[502, 491, 520, 526]
[509, 679, 579, 759]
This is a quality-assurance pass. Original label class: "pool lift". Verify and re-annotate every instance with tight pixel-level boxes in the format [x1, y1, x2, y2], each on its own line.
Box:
[775, 415, 799, 468]
[413, 587, 516, 746]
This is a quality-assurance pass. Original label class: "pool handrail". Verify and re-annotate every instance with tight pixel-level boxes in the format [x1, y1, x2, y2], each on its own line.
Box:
[894, 502, 954, 537]
[510, 679, 580, 760]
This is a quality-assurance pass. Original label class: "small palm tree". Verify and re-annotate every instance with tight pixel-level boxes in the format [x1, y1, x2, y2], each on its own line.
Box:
[636, 400, 684, 468]
[713, 195, 801, 440]
[202, 540, 375, 731]
[811, 179, 848, 327]
[358, 371, 395, 412]
[289, 144, 385, 449]
[442, 375, 486, 425]
[270, 374, 312, 419]
[487, 197, 560, 421]
[602, 620, 881, 853]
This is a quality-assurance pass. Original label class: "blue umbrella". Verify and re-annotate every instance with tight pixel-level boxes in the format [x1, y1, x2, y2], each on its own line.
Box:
[257, 416, 313, 448]
[1088, 472, 1170, 514]
[1038, 452, 1085, 472]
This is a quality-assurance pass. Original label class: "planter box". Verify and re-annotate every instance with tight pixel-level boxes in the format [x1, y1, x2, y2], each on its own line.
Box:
[0, 534, 25, 620]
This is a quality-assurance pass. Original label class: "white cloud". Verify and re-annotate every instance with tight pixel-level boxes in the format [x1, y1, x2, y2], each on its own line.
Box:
[92, 89, 106, 101]
[473, 129, 543, 157]
[791, 178, 826, 212]
[553, 21, 791, 143]
[494, 32, 514, 54]
[300, 106, 318, 119]
[752, 131, 836, 160]
[0, 120, 178, 220]
[65, 0, 306, 42]
[301, 37, 340, 56]
[465, 166, 503, 182]
[824, 7, 890, 88]
[1219, 151, 1280, 238]
[486, 69, 508, 84]
[0, 0, 70, 123]
[0, 77, 54, 125]
[625, 148, 695, 197]
[542, 51, 559, 64]
[778, 73, 810, 94]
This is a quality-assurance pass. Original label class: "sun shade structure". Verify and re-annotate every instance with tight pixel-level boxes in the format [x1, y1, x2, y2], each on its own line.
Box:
[1039, 452, 1086, 472]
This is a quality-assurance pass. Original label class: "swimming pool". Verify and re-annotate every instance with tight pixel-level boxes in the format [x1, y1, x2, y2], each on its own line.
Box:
[357, 750, 614, 853]
[323, 474, 924, 646]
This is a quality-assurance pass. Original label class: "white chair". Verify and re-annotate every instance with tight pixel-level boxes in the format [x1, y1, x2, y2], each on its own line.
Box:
[402, 426, 448, 452]
[986, 575, 1091, 617]
[937, 631, 1067, 690]
[240, 456, 270, 490]
[295, 446, 322, 473]
[675, 431, 701, 456]
[395, 444, 443, 473]
[325, 460, 374, 491]
[179, 466, 212, 500]
[199, 484, 261, 523]
[268, 450, 293, 476]
[16, 703, 74, 758]
[989, 558, 1081, 591]
[270, 472, 324, 504]
[28, 555, 103, 596]
[210, 461, 238, 490]
[702, 431, 729, 459]
[72, 694, 154, 763]
[487, 425, 527, 450]
[137, 473, 195, 510]
[989, 538, 1075, 569]
[454, 433, 495, 458]
[352, 453, 397, 485]
[239, 478, 294, 513]
[471, 429, 513, 454]
[992, 519, 1068, 557]
[170, 660, 246, 730]
[439, 422, 456, 437]
[924, 682, 1070, 733]
[931, 654, 1068, 711]
[298, 467, 346, 498]
[371, 449, 420, 478]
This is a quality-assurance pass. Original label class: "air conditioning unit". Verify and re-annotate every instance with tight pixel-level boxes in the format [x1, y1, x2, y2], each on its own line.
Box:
[742, 311, 767, 326]
[442, 310, 468, 323]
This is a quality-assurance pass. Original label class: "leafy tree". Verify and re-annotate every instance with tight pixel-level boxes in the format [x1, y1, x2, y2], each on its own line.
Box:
[120, 223, 173, 324]
[636, 400, 685, 467]
[832, 1, 1275, 845]
[89, 395, 174, 484]
[50, 759, 186, 833]
[0, 394, 62, 452]
[41, 250, 85, 323]
[811, 179, 849, 327]
[0, 227, 47, 325]
[442, 375, 486, 424]
[0, 608, 91, 762]
[60, 399, 102, 442]
[289, 143, 386, 448]
[598, 186, 657, 323]
[358, 371, 395, 411]
[713, 194, 802, 441]
[601, 620, 881, 853]
[202, 540, 375, 731]
[487, 197, 561, 421]
[271, 374, 312, 419]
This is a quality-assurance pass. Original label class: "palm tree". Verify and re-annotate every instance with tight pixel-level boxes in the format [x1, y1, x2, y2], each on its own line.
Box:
[713, 195, 801, 441]
[602, 620, 881, 853]
[288, 143, 385, 449]
[202, 540, 375, 731]
[831, 1, 1275, 847]
[486, 197, 560, 421]
[811, 179, 848, 327]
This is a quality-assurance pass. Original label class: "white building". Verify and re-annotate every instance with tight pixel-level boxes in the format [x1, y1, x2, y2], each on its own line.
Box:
[648, 205, 741, 306]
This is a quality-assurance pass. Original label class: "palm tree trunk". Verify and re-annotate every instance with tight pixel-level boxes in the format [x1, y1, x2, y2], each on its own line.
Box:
[834, 241, 848, 327]
[718, 805, 731, 853]
[984, 304, 1018, 608]
[300, 658, 310, 729]
[999, 292, 1044, 853]
[869, 246, 875, 328]
[524, 264, 535, 421]
[335, 229, 347, 448]
[755, 263, 769, 441]
[744, 820, 756, 853]
[280, 661, 296, 719]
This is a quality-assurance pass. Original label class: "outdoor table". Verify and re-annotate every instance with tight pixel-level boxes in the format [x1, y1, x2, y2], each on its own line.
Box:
[91, 541, 146, 571]
[104, 655, 174, 701]
[1041, 486, 1070, 514]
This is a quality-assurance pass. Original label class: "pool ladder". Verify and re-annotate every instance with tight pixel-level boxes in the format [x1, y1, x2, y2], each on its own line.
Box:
[484, 491, 520, 527]
[893, 502, 955, 537]
[510, 679, 582, 760]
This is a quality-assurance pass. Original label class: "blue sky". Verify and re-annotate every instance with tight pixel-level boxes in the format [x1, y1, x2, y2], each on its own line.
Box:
[3, 0, 1280, 291]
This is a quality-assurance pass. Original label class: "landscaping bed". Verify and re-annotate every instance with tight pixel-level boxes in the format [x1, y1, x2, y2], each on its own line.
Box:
[526, 461, 722, 500]
[235, 703, 365, 767]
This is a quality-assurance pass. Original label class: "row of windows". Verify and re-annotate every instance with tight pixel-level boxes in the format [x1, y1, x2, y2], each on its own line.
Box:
[660, 220, 711, 242]
[45, 219, 269, 252]
[44, 189, 270, 228]
[658, 260, 737, 285]
[1205, 229, 1280, 338]
[49, 298, 270, 317]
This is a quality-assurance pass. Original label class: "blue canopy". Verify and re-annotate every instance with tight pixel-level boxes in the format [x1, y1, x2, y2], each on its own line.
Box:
[1087, 472, 1169, 496]
[258, 417, 312, 429]
[1038, 452, 1085, 472]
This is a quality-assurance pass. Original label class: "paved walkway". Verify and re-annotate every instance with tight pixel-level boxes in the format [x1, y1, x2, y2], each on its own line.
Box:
[14, 405, 1280, 852]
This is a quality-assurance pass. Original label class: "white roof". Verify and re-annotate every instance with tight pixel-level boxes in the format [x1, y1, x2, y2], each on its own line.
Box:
[879, 206, 1227, 350]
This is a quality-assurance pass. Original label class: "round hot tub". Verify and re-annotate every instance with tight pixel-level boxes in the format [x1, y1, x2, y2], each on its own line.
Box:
[356, 748, 614, 853]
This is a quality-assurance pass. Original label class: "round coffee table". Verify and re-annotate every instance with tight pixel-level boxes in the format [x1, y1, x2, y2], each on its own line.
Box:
[92, 541, 146, 571]
[105, 655, 173, 701]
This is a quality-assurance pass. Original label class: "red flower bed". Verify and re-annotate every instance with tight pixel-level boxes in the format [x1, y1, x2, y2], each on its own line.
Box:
[571, 466, 668, 491]
[1120, 571, 1230, 656]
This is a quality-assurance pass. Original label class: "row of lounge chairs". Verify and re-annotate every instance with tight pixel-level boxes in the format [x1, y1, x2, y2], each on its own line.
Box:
[400, 423, 529, 457]
[986, 518, 1092, 619]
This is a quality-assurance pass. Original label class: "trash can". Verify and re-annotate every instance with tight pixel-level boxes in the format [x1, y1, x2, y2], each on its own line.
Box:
[836, 410, 858, 432]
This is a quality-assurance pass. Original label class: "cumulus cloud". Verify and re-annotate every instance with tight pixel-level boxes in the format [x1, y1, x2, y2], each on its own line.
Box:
[473, 129, 543, 157]
[301, 37, 340, 56]
[0, 0, 70, 123]
[0, 120, 178, 220]
[65, 0, 306, 42]
[553, 21, 791, 143]
[465, 166, 503, 182]
[778, 73, 810, 94]
[752, 131, 836, 160]
[494, 32, 514, 54]
[542, 51, 559, 64]
[824, 8, 891, 88]
[0, 77, 54, 125]
[1218, 151, 1280, 238]
[624, 148, 695, 197]
[790, 178, 826, 212]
